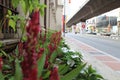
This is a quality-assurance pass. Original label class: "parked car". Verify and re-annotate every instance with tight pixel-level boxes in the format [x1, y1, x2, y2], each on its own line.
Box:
[100, 32, 111, 36]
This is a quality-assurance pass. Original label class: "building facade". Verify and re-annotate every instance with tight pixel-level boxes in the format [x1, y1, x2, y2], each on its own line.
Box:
[40, 0, 63, 31]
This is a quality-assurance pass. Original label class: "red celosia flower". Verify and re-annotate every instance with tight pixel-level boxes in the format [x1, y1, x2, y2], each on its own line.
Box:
[39, 77, 43, 80]
[0, 57, 3, 71]
[48, 44, 56, 54]
[29, 66, 38, 80]
[44, 56, 49, 68]
[19, 7, 62, 80]
[18, 42, 23, 55]
[26, 9, 40, 39]
[21, 9, 40, 80]
[37, 48, 44, 59]
[50, 67, 60, 80]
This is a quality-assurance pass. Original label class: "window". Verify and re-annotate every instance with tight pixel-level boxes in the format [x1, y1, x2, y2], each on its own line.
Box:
[0, 0, 18, 39]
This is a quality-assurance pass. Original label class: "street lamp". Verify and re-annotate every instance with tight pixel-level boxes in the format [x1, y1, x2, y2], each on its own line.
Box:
[63, 0, 66, 37]
[63, 0, 71, 36]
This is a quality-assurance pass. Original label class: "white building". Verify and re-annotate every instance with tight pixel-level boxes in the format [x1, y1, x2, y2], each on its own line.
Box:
[40, 0, 63, 31]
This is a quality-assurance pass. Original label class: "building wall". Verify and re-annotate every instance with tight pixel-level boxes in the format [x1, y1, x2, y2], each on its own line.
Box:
[16, 4, 25, 39]
[40, 0, 63, 31]
[56, 1, 63, 31]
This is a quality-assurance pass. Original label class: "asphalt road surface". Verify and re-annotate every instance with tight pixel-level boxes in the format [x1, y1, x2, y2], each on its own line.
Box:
[66, 33, 120, 59]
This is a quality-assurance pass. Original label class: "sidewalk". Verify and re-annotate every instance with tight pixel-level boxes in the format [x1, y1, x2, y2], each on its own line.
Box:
[64, 36, 120, 80]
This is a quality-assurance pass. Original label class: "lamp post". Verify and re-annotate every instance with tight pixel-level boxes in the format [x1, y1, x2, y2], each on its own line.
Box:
[63, 0, 66, 37]
[63, 0, 71, 36]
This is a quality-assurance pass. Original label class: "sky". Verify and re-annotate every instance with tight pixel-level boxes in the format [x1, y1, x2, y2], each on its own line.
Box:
[64, 0, 120, 22]
[65, 0, 90, 22]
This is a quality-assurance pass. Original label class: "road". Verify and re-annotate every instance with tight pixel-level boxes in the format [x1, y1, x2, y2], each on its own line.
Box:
[66, 33, 120, 59]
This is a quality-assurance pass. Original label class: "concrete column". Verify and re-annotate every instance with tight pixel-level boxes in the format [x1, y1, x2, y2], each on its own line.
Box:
[117, 8, 120, 36]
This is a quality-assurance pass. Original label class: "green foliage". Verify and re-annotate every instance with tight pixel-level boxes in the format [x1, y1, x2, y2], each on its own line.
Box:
[62, 40, 70, 49]
[20, 0, 28, 15]
[0, 50, 14, 62]
[37, 53, 46, 78]
[59, 65, 70, 75]
[11, 0, 47, 16]
[75, 65, 104, 80]
[58, 64, 66, 72]
[50, 50, 58, 63]
[0, 72, 4, 80]
[61, 50, 83, 67]
[61, 63, 86, 80]
[8, 10, 12, 15]
[14, 59, 23, 80]
[12, 0, 20, 8]
[39, 4, 47, 16]
[21, 36, 27, 42]
[7, 10, 26, 32]
[9, 19, 16, 31]
[0, 50, 7, 57]
[42, 70, 50, 79]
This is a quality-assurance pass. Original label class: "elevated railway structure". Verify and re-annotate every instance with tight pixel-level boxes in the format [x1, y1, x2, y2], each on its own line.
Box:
[66, 0, 120, 27]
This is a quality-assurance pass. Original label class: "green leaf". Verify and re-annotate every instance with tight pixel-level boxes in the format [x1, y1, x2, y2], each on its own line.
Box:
[14, 59, 23, 80]
[61, 63, 86, 80]
[50, 51, 58, 63]
[20, 0, 28, 14]
[42, 70, 50, 79]
[22, 36, 27, 42]
[8, 10, 12, 16]
[8, 55, 14, 62]
[9, 77, 14, 80]
[59, 65, 70, 75]
[25, 0, 34, 15]
[12, 0, 20, 8]
[37, 53, 46, 78]
[1, 50, 7, 57]
[87, 65, 96, 74]
[95, 74, 104, 79]
[34, 0, 39, 3]
[2, 64, 11, 70]
[39, 4, 47, 16]
[0, 72, 4, 80]
[58, 64, 66, 72]
[29, 4, 34, 14]
[12, 15, 18, 21]
[9, 19, 16, 32]
[15, 46, 19, 56]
